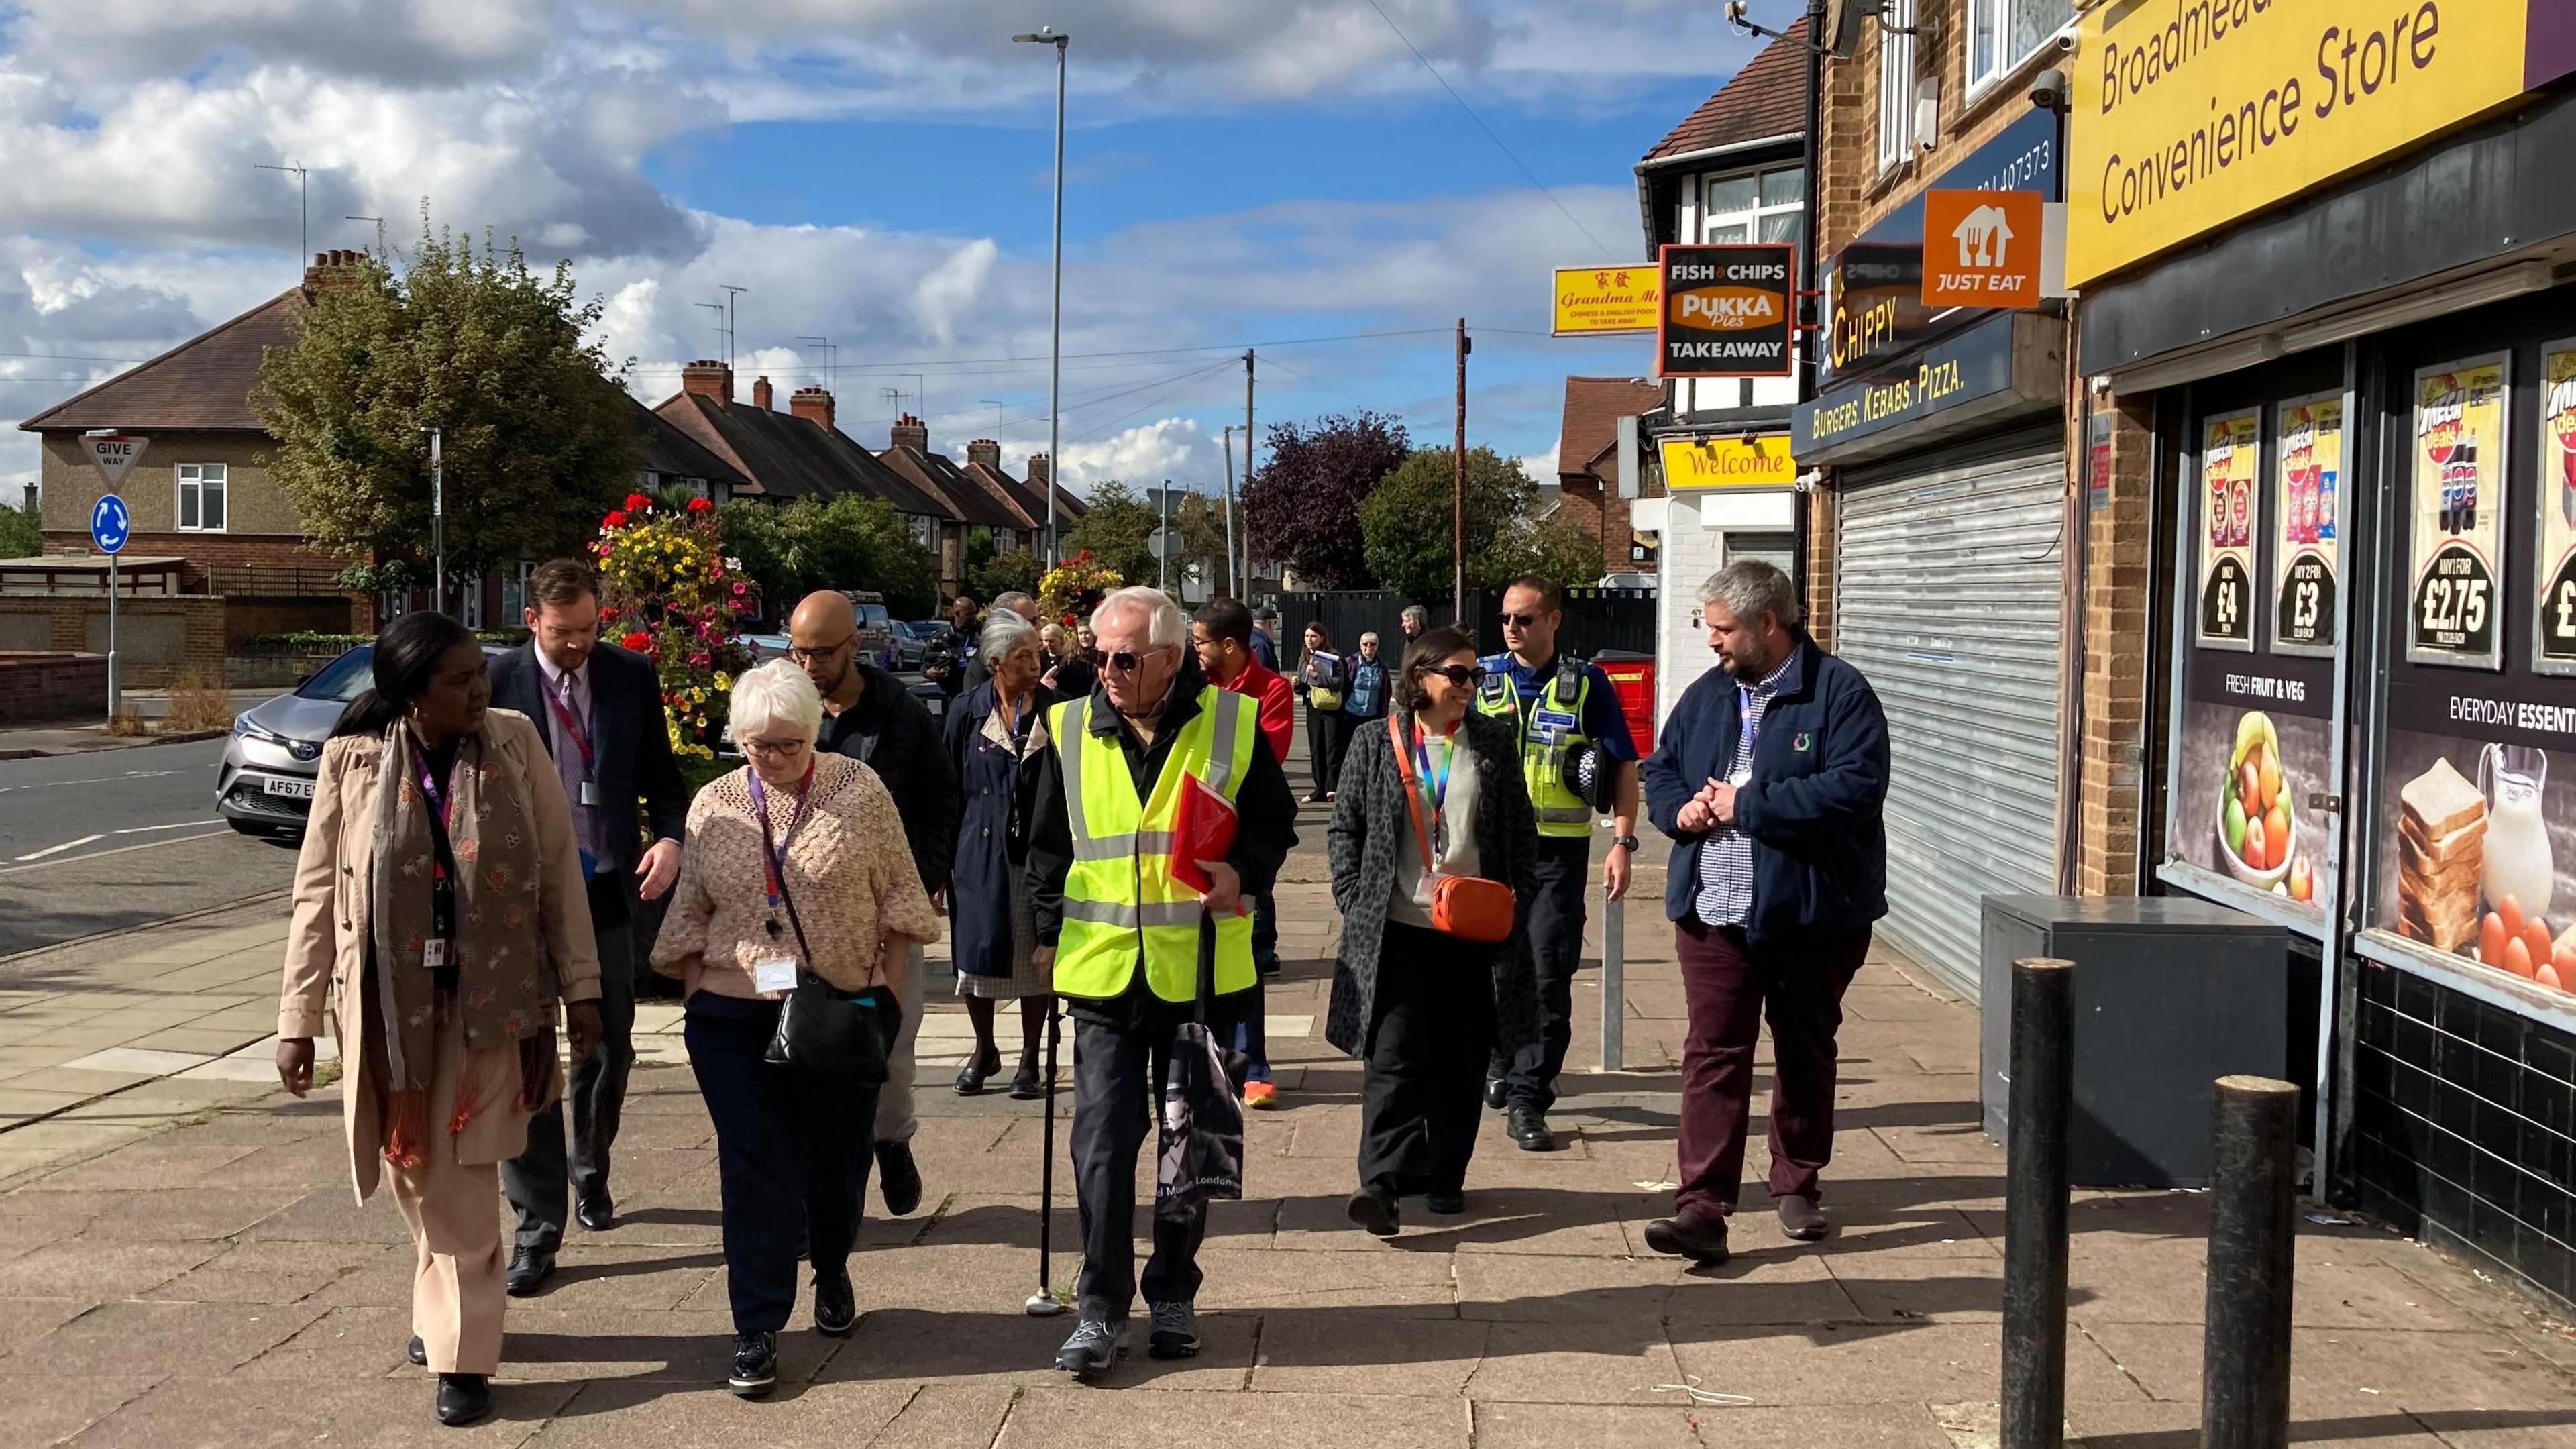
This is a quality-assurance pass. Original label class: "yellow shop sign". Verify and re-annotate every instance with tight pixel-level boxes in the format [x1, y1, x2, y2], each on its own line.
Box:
[1660, 434, 1796, 490]
[2068, 0, 2576, 286]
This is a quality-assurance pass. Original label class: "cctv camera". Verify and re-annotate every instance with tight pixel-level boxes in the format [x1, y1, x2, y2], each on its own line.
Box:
[1725, 1, 1748, 22]
[2030, 66, 2069, 113]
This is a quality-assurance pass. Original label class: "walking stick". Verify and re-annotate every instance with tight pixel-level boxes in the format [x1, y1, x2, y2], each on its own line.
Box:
[1025, 993, 1068, 1316]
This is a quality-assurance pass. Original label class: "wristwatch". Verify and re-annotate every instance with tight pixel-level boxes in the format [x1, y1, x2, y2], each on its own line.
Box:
[1610, 834, 1640, 851]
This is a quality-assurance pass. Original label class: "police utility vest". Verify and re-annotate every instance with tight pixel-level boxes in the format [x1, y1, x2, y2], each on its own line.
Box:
[1477, 656, 1594, 837]
[1047, 686, 1259, 1002]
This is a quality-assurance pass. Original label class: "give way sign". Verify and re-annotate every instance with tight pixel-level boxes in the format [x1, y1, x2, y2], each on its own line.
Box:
[84, 431, 148, 488]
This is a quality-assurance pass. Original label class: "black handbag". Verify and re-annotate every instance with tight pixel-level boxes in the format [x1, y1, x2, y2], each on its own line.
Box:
[761, 861, 901, 1081]
[1156, 912, 1246, 1220]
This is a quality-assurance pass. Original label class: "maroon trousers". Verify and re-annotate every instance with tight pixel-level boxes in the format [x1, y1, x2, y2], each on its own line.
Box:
[1673, 919, 1870, 1220]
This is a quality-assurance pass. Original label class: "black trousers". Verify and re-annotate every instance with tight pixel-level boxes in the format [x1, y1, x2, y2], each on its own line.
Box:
[1497, 833, 1593, 1114]
[1360, 921, 1495, 1199]
[503, 874, 635, 1253]
[1070, 1012, 1211, 1323]
[684, 991, 880, 1334]
[1305, 706, 1346, 796]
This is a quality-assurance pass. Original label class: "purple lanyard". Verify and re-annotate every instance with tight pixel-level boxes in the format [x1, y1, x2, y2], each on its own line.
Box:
[411, 741, 463, 879]
[747, 763, 816, 911]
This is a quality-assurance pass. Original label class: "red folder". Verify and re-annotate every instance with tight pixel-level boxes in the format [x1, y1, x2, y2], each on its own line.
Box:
[1167, 775, 1240, 900]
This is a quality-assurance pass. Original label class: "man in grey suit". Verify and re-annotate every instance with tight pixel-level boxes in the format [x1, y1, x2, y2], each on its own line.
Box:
[490, 558, 690, 1294]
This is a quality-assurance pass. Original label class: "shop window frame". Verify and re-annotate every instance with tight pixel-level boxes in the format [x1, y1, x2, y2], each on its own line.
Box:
[1966, 0, 2078, 100]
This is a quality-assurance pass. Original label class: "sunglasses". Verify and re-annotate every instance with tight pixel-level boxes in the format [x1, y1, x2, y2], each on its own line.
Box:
[1500, 612, 1551, 628]
[1101, 647, 1169, 674]
[1419, 663, 1487, 687]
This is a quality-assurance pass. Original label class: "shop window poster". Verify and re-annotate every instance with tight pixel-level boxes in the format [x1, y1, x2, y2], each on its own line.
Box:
[2407, 356, 2510, 670]
[2271, 393, 2341, 656]
[2170, 683, 2334, 923]
[2534, 342, 2576, 676]
[2198, 409, 2260, 651]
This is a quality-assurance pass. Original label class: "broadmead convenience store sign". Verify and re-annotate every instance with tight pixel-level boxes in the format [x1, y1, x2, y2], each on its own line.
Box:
[2068, 0, 2576, 287]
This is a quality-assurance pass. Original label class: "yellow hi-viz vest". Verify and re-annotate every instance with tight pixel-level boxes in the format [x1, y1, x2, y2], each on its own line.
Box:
[1476, 660, 1596, 837]
[1049, 686, 1258, 1002]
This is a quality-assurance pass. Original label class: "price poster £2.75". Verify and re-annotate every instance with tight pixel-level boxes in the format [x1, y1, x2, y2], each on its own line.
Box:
[2408, 355, 2510, 670]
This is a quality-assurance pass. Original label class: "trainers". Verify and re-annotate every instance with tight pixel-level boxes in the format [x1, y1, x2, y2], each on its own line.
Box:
[1244, 1080, 1279, 1109]
[813, 1264, 856, 1337]
[729, 1330, 779, 1397]
[1147, 1301, 1201, 1360]
[1053, 1318, 1123, 1379]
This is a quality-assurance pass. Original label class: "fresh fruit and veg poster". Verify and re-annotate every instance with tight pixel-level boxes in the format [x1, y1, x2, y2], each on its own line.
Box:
[2408, 355, 2509, 670]
[2532, 343, 2576, 675]
[2271, 392, 2341, 656]
[2199, 409, 2260, 651]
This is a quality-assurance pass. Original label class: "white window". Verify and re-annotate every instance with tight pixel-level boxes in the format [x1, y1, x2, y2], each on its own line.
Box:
[1699, 164, 1805, 248]
[1969, 0, 2074, 93]
[457, 578, 484, 630]
[1878, 0, 1917, 171]
[176, 463, 227, 532]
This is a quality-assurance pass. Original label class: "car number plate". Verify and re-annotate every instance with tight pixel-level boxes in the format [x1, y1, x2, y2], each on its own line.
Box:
[262, 776, 316, 800]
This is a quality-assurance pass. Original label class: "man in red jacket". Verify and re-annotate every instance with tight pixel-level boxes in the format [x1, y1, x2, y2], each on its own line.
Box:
[1192, 598, 1295, 1106]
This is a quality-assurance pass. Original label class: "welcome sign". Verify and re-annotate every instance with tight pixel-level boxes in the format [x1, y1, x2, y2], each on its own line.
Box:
[2069, 0, 2576, 286]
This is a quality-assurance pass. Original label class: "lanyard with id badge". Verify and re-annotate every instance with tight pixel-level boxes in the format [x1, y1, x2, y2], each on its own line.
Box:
[412, 737, 466, 984]
[1729, 684, 1763, 788]
[749, 762, 817, 997]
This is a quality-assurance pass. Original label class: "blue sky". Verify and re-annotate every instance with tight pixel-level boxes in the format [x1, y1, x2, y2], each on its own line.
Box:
[0, 0, 1778, 500]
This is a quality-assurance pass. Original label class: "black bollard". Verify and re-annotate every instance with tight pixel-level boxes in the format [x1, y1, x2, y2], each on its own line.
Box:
[2001, 957, 2074, 1449]
[2202, 1074, 2300, 1449]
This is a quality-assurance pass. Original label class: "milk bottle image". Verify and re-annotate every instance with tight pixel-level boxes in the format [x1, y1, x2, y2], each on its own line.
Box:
[2480, 743, 2553, 922]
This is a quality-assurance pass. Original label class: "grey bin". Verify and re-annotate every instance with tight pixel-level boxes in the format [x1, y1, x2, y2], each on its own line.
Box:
[1978, 894, 2290, 1189]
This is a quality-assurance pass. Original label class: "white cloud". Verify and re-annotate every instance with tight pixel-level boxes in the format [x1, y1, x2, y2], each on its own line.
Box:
[1045, 415, 1213, 494]
[1519, 441, 1559, 483]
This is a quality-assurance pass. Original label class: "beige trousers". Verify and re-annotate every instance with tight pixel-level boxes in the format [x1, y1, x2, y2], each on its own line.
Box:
[382, 1009, 533, 1377]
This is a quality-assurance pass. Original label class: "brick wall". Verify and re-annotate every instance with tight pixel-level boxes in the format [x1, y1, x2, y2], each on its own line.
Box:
[0, 651, 108, 725]
[1803, 484, 1839, 652]
[0, 597, 228, 687]
[2076, 392, 2155, 896]
[1556, 473, 1637, 578]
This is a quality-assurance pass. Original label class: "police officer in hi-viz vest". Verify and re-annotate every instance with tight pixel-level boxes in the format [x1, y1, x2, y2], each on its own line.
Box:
[1025, 586, 1300, 1381]
[1477, 574, 1640, 1152]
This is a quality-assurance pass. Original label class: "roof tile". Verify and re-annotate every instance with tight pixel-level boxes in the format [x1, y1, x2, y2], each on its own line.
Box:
[1642, 21, 1810, 164]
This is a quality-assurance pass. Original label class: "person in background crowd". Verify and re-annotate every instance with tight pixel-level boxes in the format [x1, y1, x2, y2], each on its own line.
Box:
[1327, 627, 1538, 1236]
[945, 611, 1057, 1097]
[1477, 574, 1640, 1154]
[1024, 586, 1298, 1379]
[1295, 620, 1351, 803]
[1191, 597, 1296, 1108]
[1249, 602, 1281, 671]
[789, 590, 961, 1220]
[1345, 631, 1390, 733]
[1640, 561, 1888, 1266]
[276, 610, 603, 1428]
[1399, 604, 1428, 643]
[1040, 622, 1071, 670]
[651, 661, 939, 1395]
[966, 590, 1045, 694]
[1046, 619, 1099, 702]
[487, 559, 687, 1295]
[948, 594, 980, 641]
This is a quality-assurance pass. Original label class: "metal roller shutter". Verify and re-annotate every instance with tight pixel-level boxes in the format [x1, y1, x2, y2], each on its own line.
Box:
[1835, 447, 2066, 1001]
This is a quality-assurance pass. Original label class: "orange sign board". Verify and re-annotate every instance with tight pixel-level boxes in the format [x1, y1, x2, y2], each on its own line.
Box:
[1919, 189, 2043, 310]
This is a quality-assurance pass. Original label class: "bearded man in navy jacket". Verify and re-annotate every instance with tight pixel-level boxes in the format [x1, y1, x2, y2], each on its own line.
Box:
[1638, 559, 1889, 1267]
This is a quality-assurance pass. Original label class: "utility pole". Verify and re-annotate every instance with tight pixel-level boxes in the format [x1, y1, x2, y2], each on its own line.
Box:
[427, 427, 445, 614]
[1220, 425, 1239, 599]
[256, 162, 309, 260]
[1242, 349, 1256, 596]
[1453, 317, 1469, 627]
[1157, 480, 1172, 590]
[1796, 0, 1825, 405]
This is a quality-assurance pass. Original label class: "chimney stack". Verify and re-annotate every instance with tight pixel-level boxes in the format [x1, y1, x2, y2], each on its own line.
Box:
[967, 438, 1002, 470]
[682, 360, 734, 402]
[302, 248, 368, 293]
[1026, 453, 1051, 489]
[790, 386, 836, 432]
[752, 376, 774, 411]
[20, 483, 35, 517]
[891, 413, 930, 454]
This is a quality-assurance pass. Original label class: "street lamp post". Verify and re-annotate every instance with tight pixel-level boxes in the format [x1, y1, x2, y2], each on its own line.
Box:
[1014, 25, 1071, 566]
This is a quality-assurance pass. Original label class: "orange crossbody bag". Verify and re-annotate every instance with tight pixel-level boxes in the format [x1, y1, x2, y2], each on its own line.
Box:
[1389, 715, 1515, 944]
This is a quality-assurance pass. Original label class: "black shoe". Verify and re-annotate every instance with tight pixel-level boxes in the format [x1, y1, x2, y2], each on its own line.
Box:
[1425, 1189, 1466, 1216]
[1255, 953, 1283, 979]
[576, 1192, 616, 1233]
[504, 1248, 555, 1297]
[1507, 1107, 1555, 1152]
[813, 1264, 856, 1337]
[729, 1330, 779, 1397]
[1776, 1193, 1831, 1241]
[1483, 1077, 1508, 1111]
[1147, 1301, 1201, 1360]
[1053, 1318, 1123, 1379]
[1008, 1060, 1044, 1100]
[406, 1334, 427, 1367]
[434, 1373, 492, 1426]
[954, 1046, 1002, 1095]
[1643, 1212, 1731, 1265]
[877, 1140, 922, 1217]
[1345, 1189, 1399, 1238]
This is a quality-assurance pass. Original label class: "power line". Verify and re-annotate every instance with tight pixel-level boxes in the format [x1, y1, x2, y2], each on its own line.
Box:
[1066, 358, 1242, 443]
[1360, 0, 1615, 256]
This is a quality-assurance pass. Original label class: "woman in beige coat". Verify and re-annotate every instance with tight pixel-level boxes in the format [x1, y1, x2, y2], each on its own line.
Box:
[275, 610, 602, 1428]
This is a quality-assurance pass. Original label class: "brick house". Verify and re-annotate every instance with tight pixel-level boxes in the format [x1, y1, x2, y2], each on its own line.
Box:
[875, 415, 1083, 596]
[1552, 376, 1663, 580]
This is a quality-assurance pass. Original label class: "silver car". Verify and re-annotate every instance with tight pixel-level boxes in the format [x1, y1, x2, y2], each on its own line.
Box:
[216, 643, 506, 841]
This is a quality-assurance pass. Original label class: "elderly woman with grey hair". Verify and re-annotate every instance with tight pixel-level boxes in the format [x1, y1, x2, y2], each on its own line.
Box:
[652, 659, 941, 1396]
[945, 608, 1059, 1096]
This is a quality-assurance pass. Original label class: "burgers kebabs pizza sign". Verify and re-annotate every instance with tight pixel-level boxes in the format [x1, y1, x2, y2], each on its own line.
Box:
[2408, 356, 2508, 669]
[1656, 244, 1794, 379]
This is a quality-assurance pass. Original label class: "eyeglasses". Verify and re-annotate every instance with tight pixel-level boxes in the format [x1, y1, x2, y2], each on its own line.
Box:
[786, 636, 853, 665]
[1500, 613, 1550, 629]
[1101, 647, 1168, 674]
[741, 737, 808, 758]
[1419, 663, 1486, 687]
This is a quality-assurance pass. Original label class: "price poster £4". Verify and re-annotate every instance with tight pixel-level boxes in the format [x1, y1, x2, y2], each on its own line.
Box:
[2198, 409, 2260, 651]
[2408, 355, 2510, 670]
[2271, 393, 2342, 657]
[2535, 343, 2576, 676]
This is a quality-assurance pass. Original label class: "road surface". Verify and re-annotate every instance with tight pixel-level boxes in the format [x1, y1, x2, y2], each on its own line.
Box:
[0, 739, 297, 961]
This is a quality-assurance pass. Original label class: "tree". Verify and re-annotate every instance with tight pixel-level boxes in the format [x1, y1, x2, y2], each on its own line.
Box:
[718, 494, 938, 622]
[0, 494, 37, 559]
[1359, 445, 1558, 601]
[969, 547, 1042, 603]
[1499, 515, 1608, 592]
[258, 221, 639, 594]
[1062, 480, 1157, 585]
[1170, 492, 1234, 594]
[1245, 411, 1409, 590]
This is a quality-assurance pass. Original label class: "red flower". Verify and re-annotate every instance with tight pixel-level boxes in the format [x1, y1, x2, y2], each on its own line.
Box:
[686, 496, 712, 513]
[602, 510, 628, 530]
[625, 492, 653, 511]
[620, 631, 653, 651]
